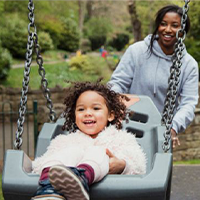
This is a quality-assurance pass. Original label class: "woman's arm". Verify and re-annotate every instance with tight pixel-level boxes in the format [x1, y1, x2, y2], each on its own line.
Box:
[172, 60, 199, 134]
[108, 46, 135, 93]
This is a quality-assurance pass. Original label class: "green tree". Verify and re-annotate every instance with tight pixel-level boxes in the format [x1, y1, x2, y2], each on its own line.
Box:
[0, 41, 12, 80]
[188, 1, 200, 40]
[0, 14, 27, 58]
[58, 18, 80, 52]
[37, 15, 63, 48]
[4, 1, 27, 21]
[38, 31, 54, 52]
[0, 1, 5, 15]
[84, 17, 112, 50]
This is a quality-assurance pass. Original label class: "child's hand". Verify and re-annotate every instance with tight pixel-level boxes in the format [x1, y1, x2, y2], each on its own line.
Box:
[106, 149, 126, 174]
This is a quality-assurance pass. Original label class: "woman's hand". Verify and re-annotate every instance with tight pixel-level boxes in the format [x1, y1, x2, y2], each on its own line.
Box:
[106, 149, 126, 174]
[171, 128, 180, 148]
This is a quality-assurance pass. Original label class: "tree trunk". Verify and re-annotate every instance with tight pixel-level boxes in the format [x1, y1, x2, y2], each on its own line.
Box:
[86, 1, 93, 20]
[78, 1, 85, 33]
[148, 0, 154, 34]
[128, 0, 142, 42]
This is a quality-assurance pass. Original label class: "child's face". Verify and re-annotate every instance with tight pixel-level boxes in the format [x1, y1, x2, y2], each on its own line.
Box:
[75, 90, 114, 138]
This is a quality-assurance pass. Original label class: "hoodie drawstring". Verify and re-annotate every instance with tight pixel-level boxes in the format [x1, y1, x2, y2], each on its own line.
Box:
[154, 58, 160, 97]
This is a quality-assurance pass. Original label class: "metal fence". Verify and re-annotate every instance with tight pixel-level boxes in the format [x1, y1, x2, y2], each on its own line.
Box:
[0, 100, 38, 161]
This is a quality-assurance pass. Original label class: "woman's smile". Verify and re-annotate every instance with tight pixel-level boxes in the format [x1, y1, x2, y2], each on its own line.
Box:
[157, 12, 181, 55]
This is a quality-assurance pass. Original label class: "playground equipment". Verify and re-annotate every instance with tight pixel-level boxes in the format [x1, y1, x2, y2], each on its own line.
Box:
[2, 0, 190, 199]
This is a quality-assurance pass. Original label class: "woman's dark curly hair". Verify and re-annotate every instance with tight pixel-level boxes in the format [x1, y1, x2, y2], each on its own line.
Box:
[62, 78, 129, 132]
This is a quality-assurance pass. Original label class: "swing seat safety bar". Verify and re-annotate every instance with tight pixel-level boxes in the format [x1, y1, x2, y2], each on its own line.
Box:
[2, 96, 172, 200]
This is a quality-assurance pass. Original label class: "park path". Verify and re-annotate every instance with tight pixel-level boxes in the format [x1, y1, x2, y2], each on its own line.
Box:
[12, 60, 67, 69]
[171, 165, 200, 200]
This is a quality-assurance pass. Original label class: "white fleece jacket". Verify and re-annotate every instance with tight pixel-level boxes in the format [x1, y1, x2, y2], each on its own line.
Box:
[32, 126, 146, 175]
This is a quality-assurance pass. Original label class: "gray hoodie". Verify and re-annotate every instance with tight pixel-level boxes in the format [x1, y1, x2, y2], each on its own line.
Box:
[109, 34, 199, 134]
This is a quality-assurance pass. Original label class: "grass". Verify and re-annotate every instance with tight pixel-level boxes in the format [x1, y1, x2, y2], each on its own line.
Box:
[1, 57, 113, 90]
[0, 174, 3, 200]
[174, 159, 200, 165]
[12, 50, 69, 65]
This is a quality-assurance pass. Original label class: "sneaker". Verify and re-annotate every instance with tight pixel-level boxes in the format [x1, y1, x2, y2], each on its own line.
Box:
[31, 179, 66, 200]
[49, 165, 90, 200]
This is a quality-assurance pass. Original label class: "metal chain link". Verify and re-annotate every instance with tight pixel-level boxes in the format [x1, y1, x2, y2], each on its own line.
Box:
[14, 0, 56, 149]
[33, 25, 56, 122]
[161, 0, 190, 152]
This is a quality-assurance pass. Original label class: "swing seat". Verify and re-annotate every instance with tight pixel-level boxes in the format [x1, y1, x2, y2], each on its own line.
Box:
[2, 95, 172, 200]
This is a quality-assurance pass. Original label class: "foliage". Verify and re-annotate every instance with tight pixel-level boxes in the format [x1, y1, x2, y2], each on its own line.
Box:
[89, 36, 107, 51]
[38, 31, 54, 52]
[84, 17, 112, 50]
[188, 1, 200, 40]
[3, 1, 27, 20]
[1, 56, 112, 90]
[80, 39, 91, 53]
[174, 159, 200, 165]
[0, 41, 12, 81]
[0, 14, 27, 58]
[109, 33, 129, 51]
[37, 15, 63, 48]
[185, 37, 200, 66]
[0, 0, 199, 67]
[0, 2, 5, 16]
[69, 55, 96, 75]
[0, 174, 3, 200]
[41, 50, 69, 62]
[34, 1, 79, 22]
[57, 18, 80, 52]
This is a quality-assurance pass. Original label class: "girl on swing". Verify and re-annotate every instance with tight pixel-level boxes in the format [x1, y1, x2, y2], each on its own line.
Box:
[32, 79, 146, 200]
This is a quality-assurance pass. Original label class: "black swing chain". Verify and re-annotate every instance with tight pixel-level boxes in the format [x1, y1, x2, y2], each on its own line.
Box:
[14, 0, 56, 149]
[161, 0, 190, 152]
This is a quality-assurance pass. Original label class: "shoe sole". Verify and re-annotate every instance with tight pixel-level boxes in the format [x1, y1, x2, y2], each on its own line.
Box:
[31, 194, 65, 200]
[49, 165, 89, 200]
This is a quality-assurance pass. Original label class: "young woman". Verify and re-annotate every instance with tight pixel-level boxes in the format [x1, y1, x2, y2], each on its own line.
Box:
[109, 5, 199, 149]
[31, 79, 146, 200]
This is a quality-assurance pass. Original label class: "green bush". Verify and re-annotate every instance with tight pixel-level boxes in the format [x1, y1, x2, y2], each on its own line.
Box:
[0, 14, 27, 58]
[185, 37, 200, 81]
[0, 42, 12, 80]
[84, 17, 112, 50]
[89, 36, 107, 51]
[38, 31, 54, 52]
[110, 33, 129, 51]
[37, 16, 63, 48]
[80, 38, 91, 53]
[185, 37, 200, 65]
[69, 55, 97, 75]
[58, 18, 80, 52]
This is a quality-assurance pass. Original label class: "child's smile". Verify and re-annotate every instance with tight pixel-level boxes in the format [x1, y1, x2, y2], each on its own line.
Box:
[75, 90, 114, 138]
[83, 120, 96, 126]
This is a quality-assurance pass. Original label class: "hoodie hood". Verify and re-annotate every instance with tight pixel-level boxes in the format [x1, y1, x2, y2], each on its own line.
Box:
[144, 34, 187, 61]
[144, 34, 188, 96]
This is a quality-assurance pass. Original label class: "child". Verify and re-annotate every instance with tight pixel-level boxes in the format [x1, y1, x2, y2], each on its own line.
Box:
[32, 79, 146, 200]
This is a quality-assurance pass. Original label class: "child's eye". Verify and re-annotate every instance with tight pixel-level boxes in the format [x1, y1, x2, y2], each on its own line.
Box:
[77, 108, 84, 111]
[94, 107, 101, 110]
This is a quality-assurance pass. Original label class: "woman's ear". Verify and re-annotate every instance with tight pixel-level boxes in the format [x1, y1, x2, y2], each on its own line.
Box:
[108, 111, 115, 122]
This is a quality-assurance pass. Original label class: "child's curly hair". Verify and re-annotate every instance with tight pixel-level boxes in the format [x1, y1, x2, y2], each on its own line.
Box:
[62, 78, 129, 132]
